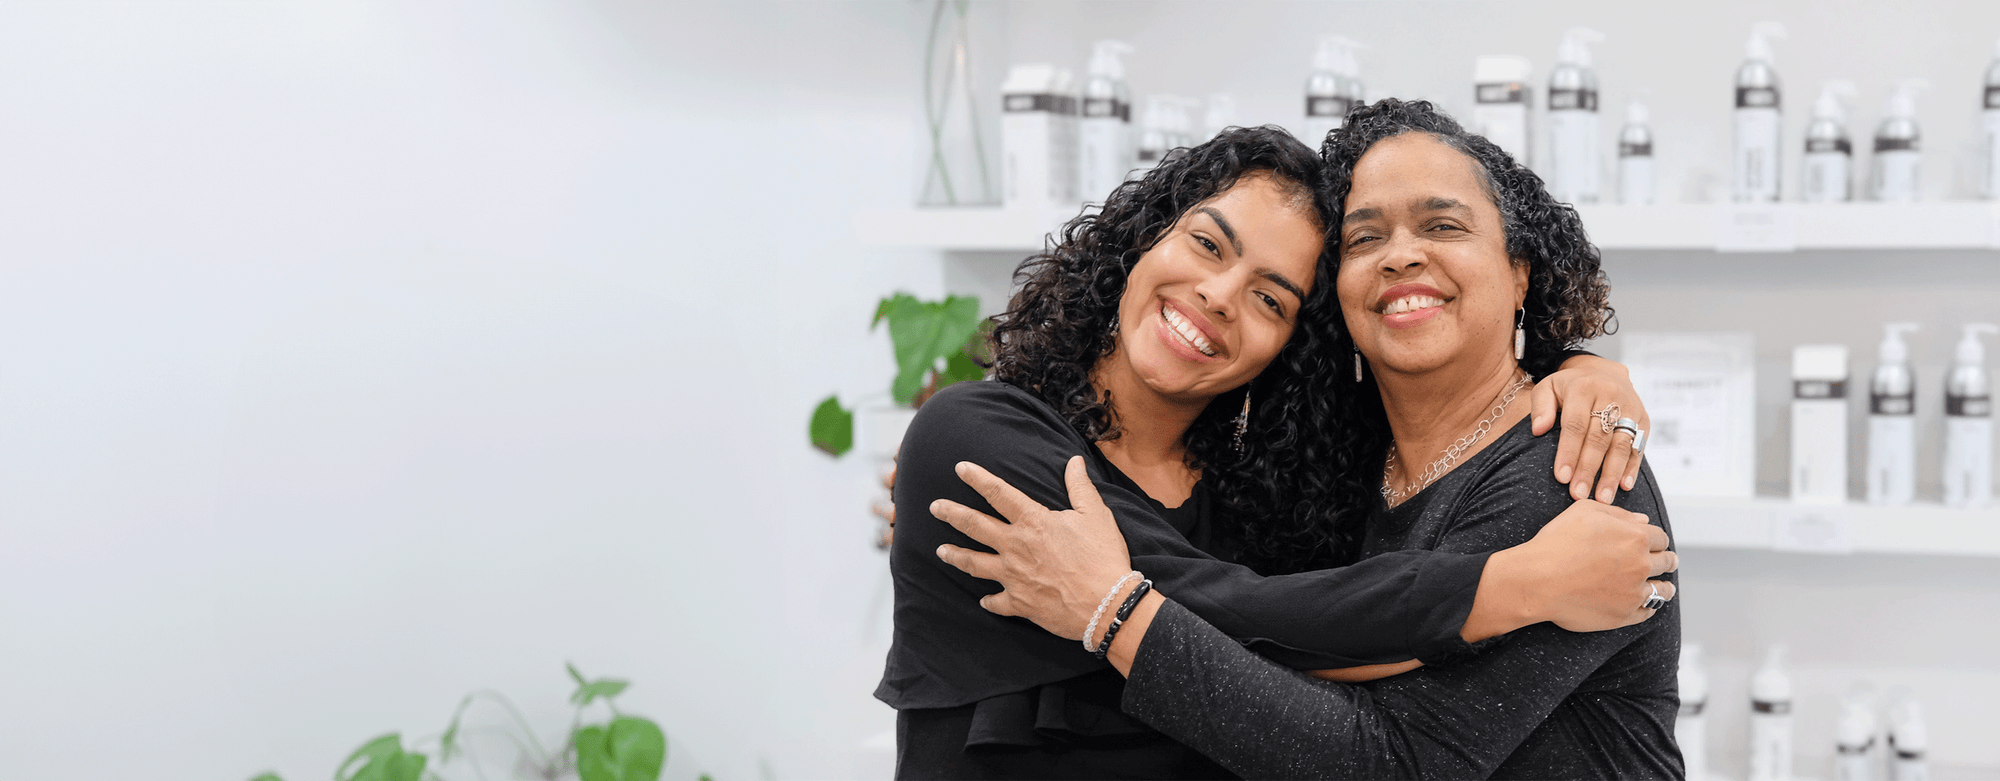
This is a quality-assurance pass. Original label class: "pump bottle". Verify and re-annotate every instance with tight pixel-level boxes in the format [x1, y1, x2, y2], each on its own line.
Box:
[1474, 55, 1535, 167]
[1304, 36, 1353, 147]
[1135, 95, 1179, 175]
[1792, 345, 1851, 504]
[1872, 79, 1928, 203]
[1982, 39, 2000, 199]
[1547, 27, 1603, 204]
[1944, 323, 1996, 509]
[1835, 685, 1880, 781]
[1890, 698, 1929, 781]
[1678, 644, 1710, 781]
[1749, 645, 1793, 781]
[1734, 22, 1787, 202]
[1619, 100, 1655, 205]
[1803, 80, 1857, 203]
[1869, 323, 1921, 506]
[1078, 40, 1133, 203]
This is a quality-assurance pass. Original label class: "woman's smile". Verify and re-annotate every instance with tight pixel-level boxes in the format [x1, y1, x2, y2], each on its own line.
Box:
[1376, 283, 1452, 329]
[1155, 297, 1222, 359]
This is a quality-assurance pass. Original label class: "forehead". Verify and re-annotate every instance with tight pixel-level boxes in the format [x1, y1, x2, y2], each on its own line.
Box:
[1345, 132, 1494, 212]
[1193, 173, 1323, 284]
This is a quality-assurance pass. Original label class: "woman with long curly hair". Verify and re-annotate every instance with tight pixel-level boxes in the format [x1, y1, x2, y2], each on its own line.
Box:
[929, 101, 1681, 778]
[882, 122, 1673, 779]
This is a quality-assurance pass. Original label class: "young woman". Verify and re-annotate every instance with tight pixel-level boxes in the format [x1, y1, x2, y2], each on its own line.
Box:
[929, 101, 1680, 779]
[882, 124, 1671, 779]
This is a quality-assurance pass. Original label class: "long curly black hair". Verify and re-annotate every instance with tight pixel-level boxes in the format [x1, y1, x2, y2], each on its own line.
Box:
[1294, 98, 1618, 566]
[988, 125, 1352, 571]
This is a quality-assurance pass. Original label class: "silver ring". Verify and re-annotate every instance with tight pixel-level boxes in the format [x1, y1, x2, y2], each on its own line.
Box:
[1642, 583, 1667, 611]
[1629, 428, 1648, 453]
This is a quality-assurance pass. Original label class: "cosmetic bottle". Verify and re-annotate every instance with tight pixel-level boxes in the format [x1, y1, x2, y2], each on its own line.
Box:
[1868, 323, 1920, 506]
[1678, 644, 1710, 781]
[1982, 39, 2000, 198]
[1135, 94, 1180, 174]
[1890, 698, 1929, 781]
[1792, 345, 1851, 504]
[1474, 55, 1535, 167]
[1944, 323, 1996, 509]
[1001, 64, 1077, 207]
[1619, 99, 1656, 205]
[1734, 22, 1787, 202]
[1750, 645, 1794, 781]
[1304, 36, 1352, 147]
[1835, 685, 1880, 781]
[1803, 80, 1856, 203]
[1871, 79, 1928, 203]
[1203, 93, 1237, 141]
[1547, 27, 1603, 204]
[1077, 41, 1133, 203]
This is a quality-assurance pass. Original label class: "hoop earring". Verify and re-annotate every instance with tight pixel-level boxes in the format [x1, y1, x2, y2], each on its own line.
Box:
[1232, 387, 1252, 453]
[1353, 348, 1365, 382]
[1514, 308, 1526, 361]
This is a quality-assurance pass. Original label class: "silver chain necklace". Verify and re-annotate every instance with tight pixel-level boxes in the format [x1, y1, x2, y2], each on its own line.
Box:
[1381, 371, 1530, 505]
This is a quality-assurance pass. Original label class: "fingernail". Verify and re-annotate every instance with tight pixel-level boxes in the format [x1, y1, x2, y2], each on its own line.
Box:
[936, 545, 950, 559]
[930, 499, 945, 515]
[1634, 514, 1648, 522]
[955, 461, 971, 474]
[1572, 483, 1587, 500]
[1624, 476, 1637, 490]
[1556, 465, 1573, 482]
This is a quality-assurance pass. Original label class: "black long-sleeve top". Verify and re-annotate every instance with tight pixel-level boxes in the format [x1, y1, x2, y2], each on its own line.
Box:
[1121, 416, 1683, 780]
[877, 381, 1492, 778]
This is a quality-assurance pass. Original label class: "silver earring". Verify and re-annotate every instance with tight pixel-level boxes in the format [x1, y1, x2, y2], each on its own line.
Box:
[1514, 308, 1526, 361]
[1108, 312, 1120, 337]
[1232, 387, 1251, 453]
[1353, 348, 1365, 382]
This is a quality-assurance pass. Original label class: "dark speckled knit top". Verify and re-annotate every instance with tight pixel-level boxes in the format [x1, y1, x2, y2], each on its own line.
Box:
[1122, 416, 1684, 780]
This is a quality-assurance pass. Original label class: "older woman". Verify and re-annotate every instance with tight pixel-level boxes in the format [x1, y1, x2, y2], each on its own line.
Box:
[885, 122, 1673, 779]
[931, 99, 1679, 779]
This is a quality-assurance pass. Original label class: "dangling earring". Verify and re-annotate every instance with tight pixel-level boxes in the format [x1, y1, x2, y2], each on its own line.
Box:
[1232, 386, 1252, 453]
[1108, 311, 1120, 337]
[1513, 308, 1526, 361]
[1353, 348, 1365, 382]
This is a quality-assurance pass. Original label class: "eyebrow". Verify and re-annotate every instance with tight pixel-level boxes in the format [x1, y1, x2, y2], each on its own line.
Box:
[1343, 197, 1472, 223]
[1195, 206, 1244, 255]
[1258, 269, 1306, 303]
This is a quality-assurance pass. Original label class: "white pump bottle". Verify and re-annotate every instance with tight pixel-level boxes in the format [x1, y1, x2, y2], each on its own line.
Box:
[1890, 698, 1929, 781]
[1749, 645, 1793, 781]
[1677, 644, 1710, 781]
[1944, 323, 1997, 509]
[1547, 27, 1603, 204]
[1618, 99, 1655, 205]
[1871, 79, 1928, 203]
[1983, 39, 2000, 198]
[1835, 685, 1881, 781]
[1078, 40, 1133, 202]
[1803, 80, 1857, 203]
[1868, 323, 1921, 506]
[1733, 22, 1787, 202]
[1303, 36, 1352, 146]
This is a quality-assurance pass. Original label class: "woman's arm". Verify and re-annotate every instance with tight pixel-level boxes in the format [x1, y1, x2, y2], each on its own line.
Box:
[1533, 353, 1652, 502]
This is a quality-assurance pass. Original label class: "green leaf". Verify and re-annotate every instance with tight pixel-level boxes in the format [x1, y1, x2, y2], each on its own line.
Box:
[882, 294, 941, 406]
[336, 734, 428, 781]
[571, 678, 631, 708]
[568, 662, 589, 688]
[249, 773, 284, 781]
[871, 295, 898, 328]
[808, 395, 853, 457]
[938, 350, 985, 388]
[576, 716, 668, 781]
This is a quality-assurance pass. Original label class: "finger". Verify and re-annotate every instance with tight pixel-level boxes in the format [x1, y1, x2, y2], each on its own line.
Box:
[1529, 378, 1559, 436]
[1642, 524, 1669, 553]
[1594, 435, 1635, 503]
[881, 462, 897, 491]
[872, 498, 895, 525]
[1552, 396, 1591, 486]
[1569, 414, 1613, 501]
[930, 498, 1010, 547]
[1063, 455, 1111, 517]
[977, 590, 1023, 618]
[1622, 410, 1651, 491]
[936, 543, 1005, 582]
[955, 460, 1051, 523]
[1648, 550, 1678, 577]
[1652, 579, 1677, 603]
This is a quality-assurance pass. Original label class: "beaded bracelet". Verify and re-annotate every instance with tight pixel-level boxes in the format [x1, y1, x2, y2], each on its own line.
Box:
[1093, 579, 1154, 660]
[1082, 571, 1143, 653]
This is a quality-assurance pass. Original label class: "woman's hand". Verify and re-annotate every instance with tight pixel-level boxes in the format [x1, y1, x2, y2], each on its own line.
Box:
[1481, 499, 1676, 634]
[1531, 354, 1650, 503]
[929, 456, 1136, 643]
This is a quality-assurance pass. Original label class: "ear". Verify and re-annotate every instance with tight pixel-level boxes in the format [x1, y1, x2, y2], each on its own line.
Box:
[1510, 258, 1530, 308]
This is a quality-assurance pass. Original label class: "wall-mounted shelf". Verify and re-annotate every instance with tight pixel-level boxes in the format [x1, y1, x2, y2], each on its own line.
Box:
[856, 202, 2000, 253]
[1667, 495, 2000, 557]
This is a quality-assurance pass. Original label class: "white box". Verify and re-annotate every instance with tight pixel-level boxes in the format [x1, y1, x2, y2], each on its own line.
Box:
[1790, 344, 1851, 504]
[1621, 332, 1757, 497]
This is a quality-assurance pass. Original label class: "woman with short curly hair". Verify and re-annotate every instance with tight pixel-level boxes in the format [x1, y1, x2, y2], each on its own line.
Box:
[928, 100, 1682, 779]
[883, 121, 1673, 779]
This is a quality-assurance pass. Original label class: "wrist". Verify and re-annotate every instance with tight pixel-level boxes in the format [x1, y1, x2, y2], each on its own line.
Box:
[1081, 571, 1144, 649]
[1464, 547, 1539, 642]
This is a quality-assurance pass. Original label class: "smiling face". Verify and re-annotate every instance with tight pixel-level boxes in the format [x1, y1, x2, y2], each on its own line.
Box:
[1336, 132, 1528, 378]
[1104, 173, 1323, 405]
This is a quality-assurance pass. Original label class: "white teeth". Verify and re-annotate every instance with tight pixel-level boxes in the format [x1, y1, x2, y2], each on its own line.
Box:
[1161, 304, 1216, 356]
[1383, 295, 1446, 315]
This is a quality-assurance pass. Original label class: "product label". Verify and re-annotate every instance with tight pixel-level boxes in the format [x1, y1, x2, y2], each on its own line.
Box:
[1137, 148, 1165, 163]
[1004, 93, 1078, 115]
[1548, 110, 1600, 201]
[1803, 152, 1851, 203]
[1794, 379, 1848, 399]
[1806, 138, 1853, 154]
[1737, 87, 1781, 109]
[1476, 82, 1527, 105]
[1082, 97, 1126, 120]
[1307, 96, 1347, 118]
[1839, 738, 1877, 754]
[1681, 701, 1706, 716]
[1875, 149, 1921, 201]
[1872, 393, 1915, 415]
[1875, 136, 1918, 152]
[1987, 85, 2000, 109]
[1548, 87, 1599, 112]
[1948, 393, 1993, 417]
[1753, 700, 1793, 715]
[1735, 108, 1783, 201]
[1619, 140, 1652, 157]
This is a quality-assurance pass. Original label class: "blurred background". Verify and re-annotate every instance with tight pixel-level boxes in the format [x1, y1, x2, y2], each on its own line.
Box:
[0, 1, 1996, 780]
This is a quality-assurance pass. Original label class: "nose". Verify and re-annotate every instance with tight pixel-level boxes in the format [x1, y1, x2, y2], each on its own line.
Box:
[1377, 230, 1427, 276]
[1191, 265, 1250, 321]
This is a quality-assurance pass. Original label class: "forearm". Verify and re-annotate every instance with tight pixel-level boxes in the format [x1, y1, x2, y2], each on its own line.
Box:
[1459, 544, 1539, 642]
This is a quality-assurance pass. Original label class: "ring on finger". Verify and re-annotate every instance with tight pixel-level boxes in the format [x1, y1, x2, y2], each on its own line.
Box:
[1641, 582, 1668, 611]
[1591, 403, 1621, 434]
[1611, 417, 1648, 453]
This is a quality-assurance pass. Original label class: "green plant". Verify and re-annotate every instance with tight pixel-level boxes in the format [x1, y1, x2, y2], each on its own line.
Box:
[249, 664, 689, 781]
[810, 291, 987, 456]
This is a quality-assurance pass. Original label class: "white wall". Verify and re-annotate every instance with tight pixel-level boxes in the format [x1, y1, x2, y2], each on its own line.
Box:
[0, 2, 927, 779]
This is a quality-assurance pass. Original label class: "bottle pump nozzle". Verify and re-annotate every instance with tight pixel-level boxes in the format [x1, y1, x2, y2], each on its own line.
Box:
[1088, 40, 1132, 79]
[1957, 323, 1999, 364]
[1626, 98, 1650, 125]
[1880, 322, 1921, 363]
[1884, 77, 1930, 119]
[1557, 27, 1604, 67]
[1746, 21, 1788, 62]
[1814, 79, 1857, 121]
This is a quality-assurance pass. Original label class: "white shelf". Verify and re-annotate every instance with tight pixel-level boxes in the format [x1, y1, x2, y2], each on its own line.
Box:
[856, 202, 2000, 253]
[1667, 495, 2000, 557]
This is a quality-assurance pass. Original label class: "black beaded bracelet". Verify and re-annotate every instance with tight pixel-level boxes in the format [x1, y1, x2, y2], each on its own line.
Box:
[1093, 578, 1153, 660]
